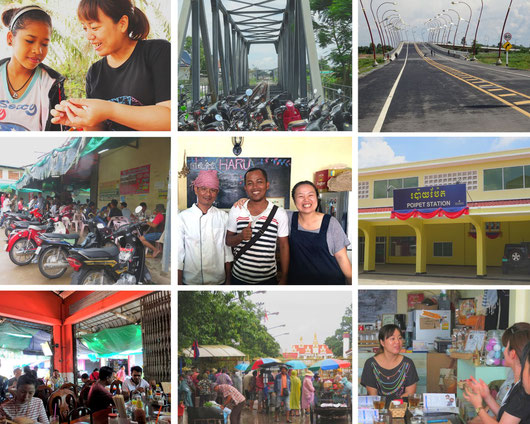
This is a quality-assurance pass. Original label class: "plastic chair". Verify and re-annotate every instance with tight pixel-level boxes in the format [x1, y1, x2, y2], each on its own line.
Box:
[71, 213, 83, 233]
[68, 406, 93, 424]
[108, 216, 129, 231]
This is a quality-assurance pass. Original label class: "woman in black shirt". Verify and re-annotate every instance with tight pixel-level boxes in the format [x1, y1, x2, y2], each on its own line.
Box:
[464, 323, 530, 424]
[361, 324, 419, 407]
[51, 0, 170, 131]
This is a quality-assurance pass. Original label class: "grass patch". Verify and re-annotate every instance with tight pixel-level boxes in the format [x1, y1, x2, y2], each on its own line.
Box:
[359, 54, 385, 74]
[475, 51, 530, 69]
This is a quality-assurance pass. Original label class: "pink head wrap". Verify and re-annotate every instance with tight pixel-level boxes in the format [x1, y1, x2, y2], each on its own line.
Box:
[193, 170, 219, 190]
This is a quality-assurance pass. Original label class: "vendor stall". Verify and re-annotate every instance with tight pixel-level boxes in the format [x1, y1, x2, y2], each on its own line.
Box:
[358, 289, 530, 423]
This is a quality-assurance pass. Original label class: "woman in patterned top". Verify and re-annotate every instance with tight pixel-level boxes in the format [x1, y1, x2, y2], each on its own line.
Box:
[361, 324, 419, 408]
[0, 373, 49, 424]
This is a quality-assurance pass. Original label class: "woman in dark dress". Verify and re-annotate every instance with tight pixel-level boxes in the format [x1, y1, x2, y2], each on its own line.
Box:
[361, 324, 419, 407]
[464, 323, 530, 424]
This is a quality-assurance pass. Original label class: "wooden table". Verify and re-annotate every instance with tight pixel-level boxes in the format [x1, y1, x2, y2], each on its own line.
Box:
[70, 407, 112, 424]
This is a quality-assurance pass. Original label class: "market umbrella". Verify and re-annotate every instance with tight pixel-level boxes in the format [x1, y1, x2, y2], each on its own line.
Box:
[235, 363, 249, 371]
[308, 359, 351, 371]
[246, 358, 281, 372]
[285, 360, 307, 370]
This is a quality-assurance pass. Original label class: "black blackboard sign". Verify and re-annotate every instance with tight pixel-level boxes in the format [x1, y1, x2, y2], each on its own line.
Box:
[186, 157, 292, 209]
[359, 290, 397, 322]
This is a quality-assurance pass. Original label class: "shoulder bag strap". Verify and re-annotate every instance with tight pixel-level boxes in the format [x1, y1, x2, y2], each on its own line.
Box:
[233, 205, 278, 262]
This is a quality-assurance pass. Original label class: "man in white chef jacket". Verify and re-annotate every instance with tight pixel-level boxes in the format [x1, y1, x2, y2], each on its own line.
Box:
[178, 170, 233, 284]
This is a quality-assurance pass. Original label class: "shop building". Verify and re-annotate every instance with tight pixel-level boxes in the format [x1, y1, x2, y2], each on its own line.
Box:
[359, 148, 530, 277]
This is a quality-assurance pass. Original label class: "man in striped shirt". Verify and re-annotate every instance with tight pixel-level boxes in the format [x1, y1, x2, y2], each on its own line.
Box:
[213, 383, 245, 424]
[0, 374, 49, 424]
[226, 168, 289, 284]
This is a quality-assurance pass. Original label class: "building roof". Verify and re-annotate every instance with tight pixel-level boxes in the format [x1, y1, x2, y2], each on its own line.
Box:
[181, 345, 246, 358]
[360, 148, 530, 175]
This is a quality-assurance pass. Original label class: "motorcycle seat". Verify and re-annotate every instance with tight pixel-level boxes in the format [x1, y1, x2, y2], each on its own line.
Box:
[288, 119, 307, 129]
[28, 225, 48, 231]
[43, 233, 80, 240]
[14, 221, 38, 228]
[76, 245, 120, 259]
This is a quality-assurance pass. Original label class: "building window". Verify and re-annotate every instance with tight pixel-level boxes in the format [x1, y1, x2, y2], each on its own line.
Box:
[7, 171, 21, 180]
[390, 236, 416, 256]
[373, 177, 419, 199]
[424, 170, 478, 190]
[484, 166, 530, 191]
[358, 181, 369, 199]
[433, 242, 453, 257]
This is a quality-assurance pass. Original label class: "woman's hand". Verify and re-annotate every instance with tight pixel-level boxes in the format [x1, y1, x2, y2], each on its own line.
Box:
[463, 384, 483, 408]
[467, 377, 491, 400]
[55, 99, 109, 130]
[232, 198, 248, 208]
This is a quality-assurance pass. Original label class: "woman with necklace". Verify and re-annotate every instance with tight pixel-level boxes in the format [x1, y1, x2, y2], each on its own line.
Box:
[361, 324, 419, 407]
[0, 5, 65, 131]
[464, 323, 530, 424]
[0, 374, 49, 423]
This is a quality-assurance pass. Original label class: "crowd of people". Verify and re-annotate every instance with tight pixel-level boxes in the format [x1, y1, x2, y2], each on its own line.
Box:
[178, 169, 352, 285]
[178, 365, 352, 424]
[361, 323, 530, 423]
[1, 0, 170, 131]
[0, 364, 159, 423]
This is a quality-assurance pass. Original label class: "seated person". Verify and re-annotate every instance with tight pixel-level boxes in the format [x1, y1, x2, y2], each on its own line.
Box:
[0, 374, 49, 423]
[122, 366, 150, 395]
[139, 204, 165, 258]
[8, 368, 22, 389]
[361, 324, 418, 407]
[87, 366, 115, 413]
[49, 369, 64, 390]
[81, 373, 90, 386]
[464, 323, 530, 424]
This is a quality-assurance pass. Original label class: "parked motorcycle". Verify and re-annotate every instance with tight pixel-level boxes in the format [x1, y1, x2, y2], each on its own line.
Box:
[67, 208, 152, 285]
[36, 219, 114, 279]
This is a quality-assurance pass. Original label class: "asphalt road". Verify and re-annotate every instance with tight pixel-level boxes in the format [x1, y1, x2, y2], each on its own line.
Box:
[359, 42, 530, 132]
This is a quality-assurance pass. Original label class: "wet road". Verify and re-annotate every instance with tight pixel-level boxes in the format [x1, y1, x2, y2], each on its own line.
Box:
[0, 237, 71, 285]
[359, 42, 530, 132]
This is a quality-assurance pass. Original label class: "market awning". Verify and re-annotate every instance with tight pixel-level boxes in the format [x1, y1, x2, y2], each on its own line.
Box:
[0, 321, 46, 352]
[181, 345, 246, 358]
[79, 324, 142, 357]
[15, 137, 138, 190]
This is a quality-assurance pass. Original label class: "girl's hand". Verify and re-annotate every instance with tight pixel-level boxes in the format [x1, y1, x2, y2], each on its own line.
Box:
[50, 101, 75, 127]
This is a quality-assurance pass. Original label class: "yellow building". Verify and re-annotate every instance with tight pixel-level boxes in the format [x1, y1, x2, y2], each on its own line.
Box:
[359, 148, 530, 277]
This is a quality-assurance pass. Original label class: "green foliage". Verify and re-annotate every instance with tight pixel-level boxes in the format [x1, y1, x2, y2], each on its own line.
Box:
[178, 292, 281, 360]
[183, 36, 207, 75]
[475, 51, 530, 70]
[324, 305, 352, 357]
[0, 0, 170, 98]
[311, 0, 352, 87]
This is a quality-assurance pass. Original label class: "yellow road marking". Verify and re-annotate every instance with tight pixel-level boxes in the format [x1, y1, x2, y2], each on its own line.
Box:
[500, 93, 517, 97]
[479, 85, 494, 88]
[514, 100, 530, 105]
[488, 88, 504, 92]
[413, 43, 530, 119]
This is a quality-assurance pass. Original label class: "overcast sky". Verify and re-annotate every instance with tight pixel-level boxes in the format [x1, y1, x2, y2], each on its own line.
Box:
[249, 291, 352, 353]
[358, 1, 530, 47]
[0, 139, 66, 168]
[358, 137, 530, 168]
[179, 0, 331, 70]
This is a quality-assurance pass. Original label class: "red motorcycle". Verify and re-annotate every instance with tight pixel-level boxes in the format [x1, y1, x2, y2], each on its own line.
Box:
[6, 217, 67, 266]
[274, 100, 307, 131]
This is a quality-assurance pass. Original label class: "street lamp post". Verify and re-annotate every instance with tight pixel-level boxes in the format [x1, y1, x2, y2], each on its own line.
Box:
[381, 9, 399, 48]
[437, 14, 451, 45]
[496, 0, 514, 65]
[452, 1, 472, 47]
[376, 2, 397, 59]
[441, 14, 454, 45]
[369, 0, 387, 61]
[359, 0, 379, 67]
[471, 0, 484, 61]
[444, 9, 461, 46]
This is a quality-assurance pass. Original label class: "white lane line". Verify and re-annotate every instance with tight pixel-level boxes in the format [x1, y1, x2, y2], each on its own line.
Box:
[372, 43, 409, 132]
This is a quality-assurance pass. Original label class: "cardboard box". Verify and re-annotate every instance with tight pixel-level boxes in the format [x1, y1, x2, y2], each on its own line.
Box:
[314, 168, 350, 192]
[411, 302, 438, 311]
[427, 352, 456, 393]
